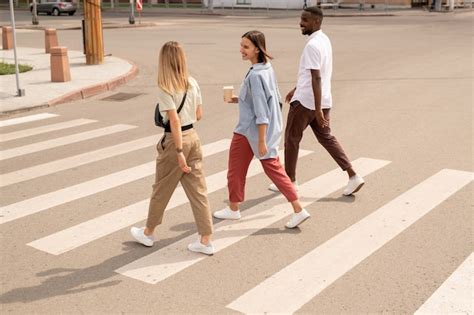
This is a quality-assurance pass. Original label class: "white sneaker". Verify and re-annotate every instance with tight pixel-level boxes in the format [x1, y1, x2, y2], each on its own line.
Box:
[285, 209, 311, 229]
[269, 181, 299, 193]
[343, 174, 365, 196]
[130, 227, 154, 247]
[213, 207, 241, 220]
[187, 239, 215, 256]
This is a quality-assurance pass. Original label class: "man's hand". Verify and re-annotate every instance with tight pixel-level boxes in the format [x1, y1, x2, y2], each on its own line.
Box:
[285, 88, 296, 103]
[316, 110, 329, 128]
[177, 152, 191, 173]
[258, 141, 268, 157]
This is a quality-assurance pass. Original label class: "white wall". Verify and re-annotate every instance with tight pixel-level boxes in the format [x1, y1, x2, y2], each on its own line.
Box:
[203, 0, 316, 9]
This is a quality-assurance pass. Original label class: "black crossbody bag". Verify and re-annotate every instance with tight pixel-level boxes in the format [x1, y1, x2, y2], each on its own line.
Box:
[154, 92, 187, 128]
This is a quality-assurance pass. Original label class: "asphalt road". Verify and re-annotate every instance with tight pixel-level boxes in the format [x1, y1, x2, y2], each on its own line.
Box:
[1, 10, 473, 314]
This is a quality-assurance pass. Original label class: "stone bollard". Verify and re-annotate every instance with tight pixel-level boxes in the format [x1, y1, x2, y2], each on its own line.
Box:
[2, 26, 13, 50]
[50, 46, 71, 82]
[45, 28, 58, 54]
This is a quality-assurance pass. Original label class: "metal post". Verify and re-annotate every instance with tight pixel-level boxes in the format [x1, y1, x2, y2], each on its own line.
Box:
[129, 0, 135, 24]
[8, 0, 25, 97]
[32, 0, 39, 25]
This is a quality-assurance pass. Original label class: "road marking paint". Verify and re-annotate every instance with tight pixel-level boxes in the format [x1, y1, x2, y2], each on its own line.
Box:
[0, 124, 136, 161]
[2, 139, 231, 226]
[0, 113, 58, 128]
[115, 158, 390, 284]
[415, 253, 473, 315]
[0, 135, 158, 188]
[28, 149, 312, 255]
[0, 119, 97, 142]
[226, 169, 473, 314]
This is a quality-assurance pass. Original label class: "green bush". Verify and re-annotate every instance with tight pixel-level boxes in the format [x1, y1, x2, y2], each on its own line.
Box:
[0, 62, 33, 75]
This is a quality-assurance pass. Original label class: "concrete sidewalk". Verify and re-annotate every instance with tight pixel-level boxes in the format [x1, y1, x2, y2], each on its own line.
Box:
[0, 47, 137, 114]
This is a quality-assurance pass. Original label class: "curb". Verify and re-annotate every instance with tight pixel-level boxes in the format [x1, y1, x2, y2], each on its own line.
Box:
[0, 61, 138, 116]
[15, 22, 158, 31]
[47, 60, 138, 106]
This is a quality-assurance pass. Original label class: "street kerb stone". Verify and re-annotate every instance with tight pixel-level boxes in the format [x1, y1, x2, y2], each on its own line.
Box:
[107, 63, 138, 90]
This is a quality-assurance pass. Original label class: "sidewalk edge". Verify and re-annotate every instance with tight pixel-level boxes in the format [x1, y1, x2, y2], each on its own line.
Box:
[47, 60, 138, 106]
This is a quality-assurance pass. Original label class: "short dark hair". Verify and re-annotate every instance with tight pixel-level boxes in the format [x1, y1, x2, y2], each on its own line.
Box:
[242, 30, 273, 64]
[304, 6, 323, 21]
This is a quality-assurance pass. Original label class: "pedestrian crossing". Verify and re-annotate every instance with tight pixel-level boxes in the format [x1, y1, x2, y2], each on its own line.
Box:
[0, 113, 58, 128]
[1, 112, 472, 313]
[27, 149, 312, 255]
[0, 118, 97, 142]
[0, 139, 231, 225]
[0, 124, 135, 161]
[116, 157, 390, 284]
[226, 169, 473, 314]
[0, 135, 158, 187]
[415, 253, 473, 314]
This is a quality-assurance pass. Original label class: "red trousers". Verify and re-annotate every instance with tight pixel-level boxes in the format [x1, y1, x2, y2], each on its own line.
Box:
[227, 133, 298, 203]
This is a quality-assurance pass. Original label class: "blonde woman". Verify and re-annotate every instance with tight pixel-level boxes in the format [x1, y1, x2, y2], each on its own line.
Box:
[131, 41, 214, 255]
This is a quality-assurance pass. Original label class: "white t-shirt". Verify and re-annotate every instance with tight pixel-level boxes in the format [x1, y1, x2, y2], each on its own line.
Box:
[156, 76, 202, 126]
[291, 30, 333, 110]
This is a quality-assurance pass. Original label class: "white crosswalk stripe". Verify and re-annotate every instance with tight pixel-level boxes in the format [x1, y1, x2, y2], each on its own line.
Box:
[27, 150, 312, 255]
[225, 169, 473, 314]
[0, 124, 136, 161]
[1, 139, 231, 225]
[0, 119, 97, 142]
[115, 157, 390, 284]
[0, 135, 158, 188]
[415, 253, 473, 315]
[0, 113, 58, 128]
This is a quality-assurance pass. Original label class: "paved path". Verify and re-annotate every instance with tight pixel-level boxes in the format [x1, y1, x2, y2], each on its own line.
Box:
[0, 11, 472, 314]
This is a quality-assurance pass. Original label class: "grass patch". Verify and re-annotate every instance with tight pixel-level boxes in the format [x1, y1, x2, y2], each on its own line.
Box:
[0, 62, 33, 75]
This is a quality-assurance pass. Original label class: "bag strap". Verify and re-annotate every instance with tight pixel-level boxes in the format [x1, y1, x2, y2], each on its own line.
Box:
[176, 92, 187, 114]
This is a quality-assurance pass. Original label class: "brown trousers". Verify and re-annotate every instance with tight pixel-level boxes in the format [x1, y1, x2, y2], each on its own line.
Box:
[284, 101, 352, 182]
[146, 129, 213, 236]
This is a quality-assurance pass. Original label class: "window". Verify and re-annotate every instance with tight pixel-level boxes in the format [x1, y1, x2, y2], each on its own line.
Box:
[236, 0, 251, 4]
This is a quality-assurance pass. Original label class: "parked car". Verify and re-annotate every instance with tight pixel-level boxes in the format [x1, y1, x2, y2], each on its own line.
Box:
[30, 0, 77, 16]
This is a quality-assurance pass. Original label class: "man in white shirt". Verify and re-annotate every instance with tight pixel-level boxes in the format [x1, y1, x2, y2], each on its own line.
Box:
[270, 6, 364, 196]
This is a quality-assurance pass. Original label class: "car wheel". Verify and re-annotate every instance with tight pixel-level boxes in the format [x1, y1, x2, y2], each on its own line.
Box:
[52, 8, 59, 16]
[68, 11, 75, 16]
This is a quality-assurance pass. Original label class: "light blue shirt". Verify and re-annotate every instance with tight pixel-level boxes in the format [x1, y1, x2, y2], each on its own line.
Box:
[234, 63, 282, 160]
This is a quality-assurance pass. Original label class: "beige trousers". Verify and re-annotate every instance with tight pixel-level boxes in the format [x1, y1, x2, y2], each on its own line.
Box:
[146, 129, 213, 236]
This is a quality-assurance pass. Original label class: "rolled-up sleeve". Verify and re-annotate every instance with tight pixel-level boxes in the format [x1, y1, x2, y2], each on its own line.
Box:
[249, 74, 270, 125]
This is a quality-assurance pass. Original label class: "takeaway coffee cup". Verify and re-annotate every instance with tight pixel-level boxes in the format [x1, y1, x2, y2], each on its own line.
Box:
[223, 86, 234, 102]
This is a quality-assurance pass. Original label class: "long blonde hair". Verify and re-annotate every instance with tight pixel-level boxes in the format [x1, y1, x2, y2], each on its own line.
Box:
[157, 41, 189, 94]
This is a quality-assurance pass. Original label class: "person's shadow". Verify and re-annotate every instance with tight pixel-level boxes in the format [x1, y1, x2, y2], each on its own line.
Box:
[0, 232, 200, 304]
